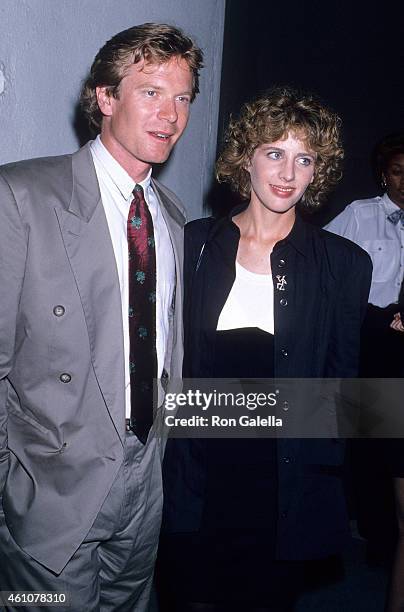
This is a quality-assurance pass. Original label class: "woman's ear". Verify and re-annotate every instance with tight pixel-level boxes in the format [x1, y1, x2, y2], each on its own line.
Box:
[244, 156, 252, 173]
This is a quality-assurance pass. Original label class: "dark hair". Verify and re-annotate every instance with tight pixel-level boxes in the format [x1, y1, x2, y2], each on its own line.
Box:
[216, 86, 343, 209]
[373, 132, 404, 187]
[80, 22, 203, 133]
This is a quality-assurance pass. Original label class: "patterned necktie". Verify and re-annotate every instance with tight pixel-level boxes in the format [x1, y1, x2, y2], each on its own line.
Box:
[387, 209, 404, 226]
[127, 184, 157, 443]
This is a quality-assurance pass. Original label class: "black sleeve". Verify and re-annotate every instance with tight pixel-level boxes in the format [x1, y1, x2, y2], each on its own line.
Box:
[183, 218, 213, 377]
[325, 246, 372, 378]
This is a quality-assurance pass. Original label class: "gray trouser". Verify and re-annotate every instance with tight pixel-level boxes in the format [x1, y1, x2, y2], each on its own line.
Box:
[0, 431, 163, 612]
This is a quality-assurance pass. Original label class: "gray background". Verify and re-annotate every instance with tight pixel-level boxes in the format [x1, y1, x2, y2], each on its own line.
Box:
[0, 0, 225, 219]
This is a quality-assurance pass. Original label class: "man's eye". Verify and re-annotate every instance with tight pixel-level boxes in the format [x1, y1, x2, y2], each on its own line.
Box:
[177, 96, 190, 104]
[146, 90, 156, 97]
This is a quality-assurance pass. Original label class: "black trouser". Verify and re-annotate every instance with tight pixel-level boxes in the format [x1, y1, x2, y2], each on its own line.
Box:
[359, 303, 404, 378]
[352, 303, 404, 560]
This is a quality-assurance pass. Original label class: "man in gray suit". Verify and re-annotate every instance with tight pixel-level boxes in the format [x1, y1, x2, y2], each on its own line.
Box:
[0, 23, 203, 611]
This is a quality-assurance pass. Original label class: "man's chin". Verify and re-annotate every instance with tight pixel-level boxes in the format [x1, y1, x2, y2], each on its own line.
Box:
[147, 151, 174, 165]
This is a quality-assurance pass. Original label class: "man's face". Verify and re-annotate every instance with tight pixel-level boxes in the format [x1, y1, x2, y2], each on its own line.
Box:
[97, 56, 193, 181]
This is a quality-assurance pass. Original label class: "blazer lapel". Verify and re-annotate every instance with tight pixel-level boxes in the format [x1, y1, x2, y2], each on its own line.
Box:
[151, 179, 184, 380]
[55, 144, 125, 443]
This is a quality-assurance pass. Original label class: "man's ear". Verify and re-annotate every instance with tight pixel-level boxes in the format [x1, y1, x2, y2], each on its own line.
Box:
[96, 86, 113, 117]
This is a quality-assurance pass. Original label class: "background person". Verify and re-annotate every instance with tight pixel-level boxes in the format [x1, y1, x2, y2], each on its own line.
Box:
[157, 86, 371, 612]
[325, 132, 404, 376]
[0, 23, 203, 612]
[326, 133, 404, 566]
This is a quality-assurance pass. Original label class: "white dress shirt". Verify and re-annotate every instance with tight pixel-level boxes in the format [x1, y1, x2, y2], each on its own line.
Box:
[325, 193, 404, 307]
[217, 261, 274, 334]
[90, 136, 175, 418]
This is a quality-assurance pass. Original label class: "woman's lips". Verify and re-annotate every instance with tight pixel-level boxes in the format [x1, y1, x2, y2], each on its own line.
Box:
[269, 184, 296, 198]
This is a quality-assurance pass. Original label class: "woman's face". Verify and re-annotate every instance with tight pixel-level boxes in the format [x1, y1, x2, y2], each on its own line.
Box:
[384, 153, 404, 209]
[247, 132, 316, 216]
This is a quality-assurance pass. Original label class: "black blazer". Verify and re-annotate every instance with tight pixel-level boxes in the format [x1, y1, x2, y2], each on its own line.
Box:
[163, 208, 372, 560]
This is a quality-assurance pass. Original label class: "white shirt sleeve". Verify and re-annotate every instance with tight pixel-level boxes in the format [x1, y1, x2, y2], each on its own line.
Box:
[324, 205, 360, 241]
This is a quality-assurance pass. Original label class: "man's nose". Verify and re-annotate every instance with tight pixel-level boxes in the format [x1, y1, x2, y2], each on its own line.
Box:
[158, 98, 178, 124]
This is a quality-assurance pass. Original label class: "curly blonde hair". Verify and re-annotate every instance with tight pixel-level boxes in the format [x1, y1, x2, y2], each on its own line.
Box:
[216, 86, 343, 209]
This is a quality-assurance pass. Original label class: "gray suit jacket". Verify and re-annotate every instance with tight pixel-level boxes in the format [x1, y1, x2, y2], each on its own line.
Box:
[0, 143, 185, 573]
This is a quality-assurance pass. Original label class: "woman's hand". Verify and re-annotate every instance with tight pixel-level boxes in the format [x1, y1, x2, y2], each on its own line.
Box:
[390, 312, 404, 333]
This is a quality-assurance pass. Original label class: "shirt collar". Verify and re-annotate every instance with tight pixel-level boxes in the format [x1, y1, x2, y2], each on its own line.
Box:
[91, 135, 152, 201]
[382, 192, 401, 214]
[274, 213, 308, 256]
[224, 202, 309, 257]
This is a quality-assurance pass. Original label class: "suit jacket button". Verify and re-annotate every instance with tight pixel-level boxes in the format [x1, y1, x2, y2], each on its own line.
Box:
[283, 456, 291, 464]
[278, 259, 286, 268]
[281, 348, 288, 357]
[162, 369, 169, 380]
[280, 298, 288, 306]
[60, 373, 72, 383]
[53, 305, 65, 317]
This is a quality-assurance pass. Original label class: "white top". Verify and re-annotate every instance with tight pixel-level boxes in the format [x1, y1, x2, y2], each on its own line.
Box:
[217, 261, 274, 334]
[325, 193, 404, 308]
[90, 136, 175, 418]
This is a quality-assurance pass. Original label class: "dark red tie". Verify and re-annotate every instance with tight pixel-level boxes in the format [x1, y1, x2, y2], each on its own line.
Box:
[127, 184, 157, 443]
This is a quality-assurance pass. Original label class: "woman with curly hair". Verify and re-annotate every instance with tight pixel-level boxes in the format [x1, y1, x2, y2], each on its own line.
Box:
[157, 87, 372, 612]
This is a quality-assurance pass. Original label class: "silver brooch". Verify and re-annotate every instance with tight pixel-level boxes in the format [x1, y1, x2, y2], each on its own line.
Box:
[276, 275, 287, 291]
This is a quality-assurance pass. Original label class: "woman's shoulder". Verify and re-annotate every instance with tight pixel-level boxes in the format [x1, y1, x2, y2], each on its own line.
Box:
[310, 222, 372, 269]
[185, 216, 215, 238]
[184, 216, 220, 251]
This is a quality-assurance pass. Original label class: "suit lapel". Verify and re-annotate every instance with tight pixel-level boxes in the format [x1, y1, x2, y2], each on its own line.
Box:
[152, 180, 184, 283]
[151, 179, 184, 378]
[55, 144, 125, 443]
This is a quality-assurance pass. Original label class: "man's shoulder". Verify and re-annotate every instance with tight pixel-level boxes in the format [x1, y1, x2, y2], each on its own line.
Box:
[0, 143, 94, 188]
[0, 144, 97, 220]
[0, 151, 73, 184]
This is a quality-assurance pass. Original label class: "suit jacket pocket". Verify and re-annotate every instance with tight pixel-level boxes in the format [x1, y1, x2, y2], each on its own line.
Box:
[7, 404, 50, 435]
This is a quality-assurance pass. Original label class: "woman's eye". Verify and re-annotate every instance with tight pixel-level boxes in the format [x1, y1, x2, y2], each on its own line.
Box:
[297, 157, 312, 166]
[267, 151, 281, 160]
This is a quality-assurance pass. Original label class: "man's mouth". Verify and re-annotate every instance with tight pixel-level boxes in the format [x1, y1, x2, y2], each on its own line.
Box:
[150, 132, 172, 140]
